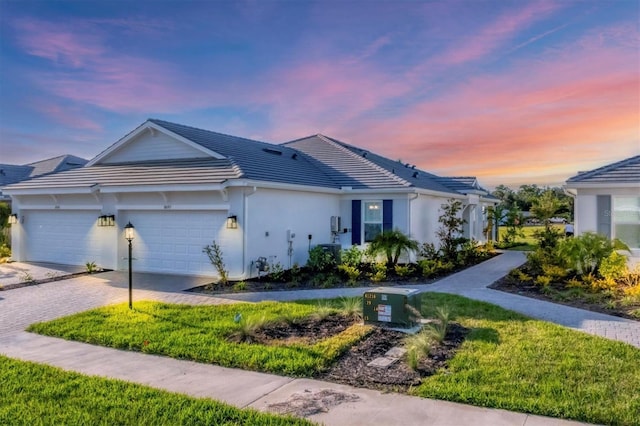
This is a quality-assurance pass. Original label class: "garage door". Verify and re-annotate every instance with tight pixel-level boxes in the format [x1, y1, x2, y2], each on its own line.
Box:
[23, 210, 102, 266]
[122, 210, 227, 275]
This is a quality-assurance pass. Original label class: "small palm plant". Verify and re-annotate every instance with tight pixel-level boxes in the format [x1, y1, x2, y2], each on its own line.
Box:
[369, 229, 419, 267]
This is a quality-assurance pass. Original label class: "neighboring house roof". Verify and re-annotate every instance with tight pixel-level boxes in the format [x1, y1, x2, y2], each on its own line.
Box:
[0, 155, 87, 198]
[566, 155, 640, 185]
[4, 119, 491, 198]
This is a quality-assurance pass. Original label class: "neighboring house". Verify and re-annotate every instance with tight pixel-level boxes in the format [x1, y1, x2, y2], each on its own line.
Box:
[565, 155, 640, 259]
[0, 155, 87, 204]
[4, 119, 496, 279]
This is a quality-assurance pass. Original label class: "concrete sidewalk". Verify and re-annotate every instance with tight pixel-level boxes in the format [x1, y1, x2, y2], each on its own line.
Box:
[0, 332, 585, 426]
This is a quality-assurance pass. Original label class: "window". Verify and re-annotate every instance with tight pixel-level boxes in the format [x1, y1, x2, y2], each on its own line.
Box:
[613, 197, 640, 249]
[363, 201, 382, 242]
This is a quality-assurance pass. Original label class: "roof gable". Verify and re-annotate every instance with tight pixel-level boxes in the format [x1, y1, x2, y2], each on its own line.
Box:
[567, 155, 640, 184]
[87, 120, 224, 166]
[149, 120, 336, 188]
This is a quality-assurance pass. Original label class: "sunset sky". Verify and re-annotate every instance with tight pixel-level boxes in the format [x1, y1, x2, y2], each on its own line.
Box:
[0, 0, 638, 189]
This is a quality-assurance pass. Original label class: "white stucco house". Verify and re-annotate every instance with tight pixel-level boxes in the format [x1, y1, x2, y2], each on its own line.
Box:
[565, 155, 640, 260]
[4, 119, 496, 279]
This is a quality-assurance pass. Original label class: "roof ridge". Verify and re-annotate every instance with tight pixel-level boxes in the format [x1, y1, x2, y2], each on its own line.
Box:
[149, 118, 286, 150]
[315, 134, 412, 187]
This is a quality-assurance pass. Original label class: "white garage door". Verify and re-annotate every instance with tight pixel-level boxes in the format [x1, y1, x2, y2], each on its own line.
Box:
[23, 210, 102, 266]
[122, 210, 227, 275]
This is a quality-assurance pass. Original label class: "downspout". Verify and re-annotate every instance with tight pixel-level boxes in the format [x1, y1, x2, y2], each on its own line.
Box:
[239, 186, 257, 279]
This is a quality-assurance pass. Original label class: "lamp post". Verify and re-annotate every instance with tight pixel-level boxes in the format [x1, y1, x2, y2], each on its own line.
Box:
[124, 222, 135, 309]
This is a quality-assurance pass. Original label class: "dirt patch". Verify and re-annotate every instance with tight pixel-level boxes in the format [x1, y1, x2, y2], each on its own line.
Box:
[252, 314, 469, 393]
[254, 314, 355, 345]
[319, 323, 468, 391]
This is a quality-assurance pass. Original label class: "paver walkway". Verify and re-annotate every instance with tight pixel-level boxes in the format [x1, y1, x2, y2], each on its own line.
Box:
[1, 252, 634, 425]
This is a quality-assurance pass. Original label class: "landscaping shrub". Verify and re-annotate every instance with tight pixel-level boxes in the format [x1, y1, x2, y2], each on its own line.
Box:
[0, 244, 11, 259]
[340, 246, 363, 268]
[418, 242, 439, 260]
[394, 264, 412, 277]
[203, 240, 229, 286]
[599, 251, 628, 281]
[436, 199, 466, 262]
[418, 259, 438, 278]
[556, 232, 629, 277]
[268, 262, 286, 282]
[307, 246, 337, 272]
[368, 261, 387, 282]
[337, 264, 360, 285]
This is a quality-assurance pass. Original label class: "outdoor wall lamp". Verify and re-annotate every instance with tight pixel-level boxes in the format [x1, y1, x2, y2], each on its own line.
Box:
[124, 222, 135, 309]
[8, 214, 18, 225]
[226, 215, 238, 229]
[97, 215, 115, 227]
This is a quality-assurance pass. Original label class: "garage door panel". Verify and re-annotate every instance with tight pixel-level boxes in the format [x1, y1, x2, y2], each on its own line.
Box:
[123, 210, 226, 275]
[24, 210, 102, 266]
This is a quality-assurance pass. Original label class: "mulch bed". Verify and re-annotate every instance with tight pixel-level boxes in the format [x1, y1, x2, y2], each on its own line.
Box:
[490, 276, 640, 321]
[253, 313, 469, 392]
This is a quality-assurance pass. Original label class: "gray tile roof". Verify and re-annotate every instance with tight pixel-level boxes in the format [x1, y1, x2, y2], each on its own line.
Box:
[282, 135, 413, 190]
[285, 135, 479, 194]
[4, 158, 241, 191]
[4, 119, 489, 197]
[567, 155, 640, 184]
[1, 155, 87, 196]
[0, 155, 87, 188]
[149, 119, 335, 188]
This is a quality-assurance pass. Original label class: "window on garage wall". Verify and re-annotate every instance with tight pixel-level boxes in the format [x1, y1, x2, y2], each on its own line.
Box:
[613, 197, 640, 249]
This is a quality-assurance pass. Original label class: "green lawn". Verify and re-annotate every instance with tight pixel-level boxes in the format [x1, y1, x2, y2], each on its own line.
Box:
[28, 300, 369, 377]
[28, 296, 640, 425]
[0, 355, 312, 425]
[498, 225, 564, 250]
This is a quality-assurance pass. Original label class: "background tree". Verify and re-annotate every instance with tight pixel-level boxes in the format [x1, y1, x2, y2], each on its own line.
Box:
[531, 189, 566, 249]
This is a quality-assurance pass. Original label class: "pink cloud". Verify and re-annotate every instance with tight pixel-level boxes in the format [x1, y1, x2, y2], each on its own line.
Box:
[31, 101, 102, 132]
[248, 60, 413, 140]
[438, 0, 563, 65]
[12, 18, 196, 114]
[323, 25, 639, 186]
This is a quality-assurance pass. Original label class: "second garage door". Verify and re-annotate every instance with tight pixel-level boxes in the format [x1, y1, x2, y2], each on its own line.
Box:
[122, 210, 228, 276]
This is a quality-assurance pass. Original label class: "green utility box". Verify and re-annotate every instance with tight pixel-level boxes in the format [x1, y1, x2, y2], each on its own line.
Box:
[363, 287, 422, 328]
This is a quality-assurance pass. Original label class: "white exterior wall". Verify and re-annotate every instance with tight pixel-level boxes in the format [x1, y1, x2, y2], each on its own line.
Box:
[574, 187, 640, 235]
[244, 188, 339, 275]
[102, 130, 209, 164]
[573, 186, 640, 263]
[410, 194, 444, 246]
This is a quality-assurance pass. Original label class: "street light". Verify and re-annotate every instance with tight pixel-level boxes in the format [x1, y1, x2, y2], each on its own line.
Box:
[124, 222, 135, 309]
